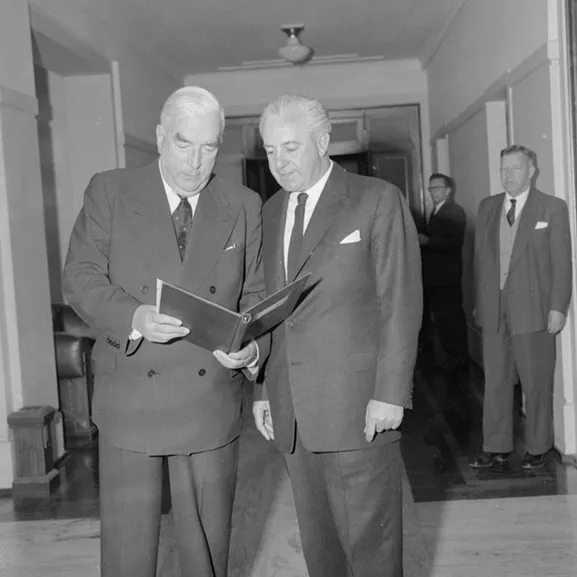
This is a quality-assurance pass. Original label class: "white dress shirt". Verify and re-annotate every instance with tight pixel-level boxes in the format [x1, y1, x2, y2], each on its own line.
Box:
[161, 163, 200, 216]
[283, 162, 334, 277]
[505, 187, 530, 218]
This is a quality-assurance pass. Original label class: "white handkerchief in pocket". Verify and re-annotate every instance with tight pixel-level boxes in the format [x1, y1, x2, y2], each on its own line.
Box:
[340, 230, 361, 244]
[535, 221, 549, 230]
[224, 243, 237, 251]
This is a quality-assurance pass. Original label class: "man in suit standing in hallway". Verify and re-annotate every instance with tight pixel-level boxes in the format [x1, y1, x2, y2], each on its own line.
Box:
[470, 144, 572, 472]
[253, 94, 422, 577]
[63, 86, 268, 577]
[419, 173, 469, 375]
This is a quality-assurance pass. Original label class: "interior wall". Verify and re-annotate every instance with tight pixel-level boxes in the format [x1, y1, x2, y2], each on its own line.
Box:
[427, 0, 549, 135]
[35, 66, 117, 303]
[29, 3, 179, 144]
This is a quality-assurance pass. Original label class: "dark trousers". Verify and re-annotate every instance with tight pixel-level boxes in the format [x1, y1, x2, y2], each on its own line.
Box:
[421, 284, 468, 363]
[285, 434, 403, 577]
[99, 437, 239, 577]
[482, 293, 556, 455]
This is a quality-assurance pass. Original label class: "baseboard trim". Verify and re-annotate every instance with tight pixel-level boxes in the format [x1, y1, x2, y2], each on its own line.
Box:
[552, 447, 577, 469]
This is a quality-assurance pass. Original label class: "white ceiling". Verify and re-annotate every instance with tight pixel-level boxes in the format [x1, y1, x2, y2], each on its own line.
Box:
[107, 0, 465, 78]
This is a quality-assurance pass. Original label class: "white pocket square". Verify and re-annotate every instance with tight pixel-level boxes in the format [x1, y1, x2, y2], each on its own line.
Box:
[224, 243, 237, 251]
[535, 221, 549, 230]
[340, 230, 361, 244]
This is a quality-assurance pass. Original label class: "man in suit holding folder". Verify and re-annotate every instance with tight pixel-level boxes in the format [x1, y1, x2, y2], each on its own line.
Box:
[253, 94, 422, 577]
[63, 86, 268, 577]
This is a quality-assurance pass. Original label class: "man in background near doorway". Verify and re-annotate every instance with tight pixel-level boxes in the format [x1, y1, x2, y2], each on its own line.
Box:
[470, 144, 572, 472]
[63, 86, 268, 577]
[418, 173, 469, 376]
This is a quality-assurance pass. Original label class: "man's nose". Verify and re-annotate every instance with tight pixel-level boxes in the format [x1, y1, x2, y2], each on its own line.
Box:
[188, 148, 202, 168]
[275, 152, 287, 170]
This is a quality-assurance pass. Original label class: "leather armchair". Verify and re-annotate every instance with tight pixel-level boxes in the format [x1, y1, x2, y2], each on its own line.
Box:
[51, 304, 98, 448]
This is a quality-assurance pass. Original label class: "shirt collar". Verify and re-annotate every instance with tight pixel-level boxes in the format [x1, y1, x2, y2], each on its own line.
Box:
[290, 161, 333, 203]
[506, 187, 530, 205]
[158, 160, 199, 213]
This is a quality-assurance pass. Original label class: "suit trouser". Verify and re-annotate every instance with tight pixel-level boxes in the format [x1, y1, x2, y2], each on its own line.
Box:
[482, 293, 556, 455]
[421, 284, 469, 362]
[99, 437, 239, 577]
[285, 433, 403, 577]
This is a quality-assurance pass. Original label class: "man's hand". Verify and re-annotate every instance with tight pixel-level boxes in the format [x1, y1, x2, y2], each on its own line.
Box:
[418, 234, 429, 246]
[253, 400, 274, 441]
[213, 341, 258, 370]
[547, 310, 566, 335]
[364, 400, 404, 442]
[132, 304, 189, 343]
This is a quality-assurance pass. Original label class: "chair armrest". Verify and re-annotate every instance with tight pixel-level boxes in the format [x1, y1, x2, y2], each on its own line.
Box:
[54, 333, 94, 379]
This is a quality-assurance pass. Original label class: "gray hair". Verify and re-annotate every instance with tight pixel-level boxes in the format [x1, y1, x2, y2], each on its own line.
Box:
[500, 144, 535, 165]
[259, 94, 332, 138]
[160, 86, 225, 137]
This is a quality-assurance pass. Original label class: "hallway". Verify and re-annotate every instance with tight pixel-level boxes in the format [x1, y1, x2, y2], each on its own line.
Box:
[1, 363, 577, 577]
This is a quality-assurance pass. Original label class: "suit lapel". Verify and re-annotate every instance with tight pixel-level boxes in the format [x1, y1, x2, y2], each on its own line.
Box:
[264, 192, 289, 292]
[291, 165, 349, 281]
[178, 176, 238, 292]
[125, 162, 183, 284]
[509, 189, 539, 273]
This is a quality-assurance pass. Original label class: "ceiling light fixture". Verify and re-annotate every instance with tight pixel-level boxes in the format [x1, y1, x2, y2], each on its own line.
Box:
[278, 24, 312, 65]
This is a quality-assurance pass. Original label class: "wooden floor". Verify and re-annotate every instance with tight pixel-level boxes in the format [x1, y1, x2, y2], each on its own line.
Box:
[1, 425, 576, 576]
[1, 361, 577, 576]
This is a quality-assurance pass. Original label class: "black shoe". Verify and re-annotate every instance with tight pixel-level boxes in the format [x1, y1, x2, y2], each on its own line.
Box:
[521, 452, 547, 470]
[469, 451, 510, 470]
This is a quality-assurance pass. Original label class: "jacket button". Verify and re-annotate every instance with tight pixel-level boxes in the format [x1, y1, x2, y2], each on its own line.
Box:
[286, 320, 294, 328]
[210, 286, 216, 294]
[141, 285, 149, 294]
[147, 369, 156, 378]
[198, 369, 206, 376]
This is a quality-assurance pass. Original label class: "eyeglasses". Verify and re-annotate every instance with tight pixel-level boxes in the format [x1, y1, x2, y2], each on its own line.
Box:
[427, 186, 446, 192]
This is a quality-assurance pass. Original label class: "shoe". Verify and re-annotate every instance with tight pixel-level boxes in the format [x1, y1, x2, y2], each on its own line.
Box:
[469, 451, 510, 470]
[521, 452, 547, 470]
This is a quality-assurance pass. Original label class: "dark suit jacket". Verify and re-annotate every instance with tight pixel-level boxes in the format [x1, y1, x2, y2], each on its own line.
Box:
[475, 187, 572, 335]
[421, 199, 466, 289]
[63, 161, 269, 455]
[260, 165, 422, 453]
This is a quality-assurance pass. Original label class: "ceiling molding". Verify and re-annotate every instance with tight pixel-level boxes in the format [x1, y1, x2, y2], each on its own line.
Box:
[419, 0, 469, 69]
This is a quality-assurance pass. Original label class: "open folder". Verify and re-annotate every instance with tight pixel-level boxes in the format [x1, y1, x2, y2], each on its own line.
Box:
[156, 273, 311, 353]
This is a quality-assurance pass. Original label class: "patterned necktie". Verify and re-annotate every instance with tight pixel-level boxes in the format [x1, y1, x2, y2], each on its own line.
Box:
[172, 196, 193, 260]
[287, 193, 308, 281]
[506, 198, 517, 227]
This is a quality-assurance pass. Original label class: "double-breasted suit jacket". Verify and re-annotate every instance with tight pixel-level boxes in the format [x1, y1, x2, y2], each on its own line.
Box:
[63, 161, 269, 455]
[260, 165, 423, 453]
[475, 188, 572, 335]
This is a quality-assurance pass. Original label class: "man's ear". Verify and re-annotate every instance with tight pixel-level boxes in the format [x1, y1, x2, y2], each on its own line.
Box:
[317, 132, 330, 157]
[155, 124, 164, 154]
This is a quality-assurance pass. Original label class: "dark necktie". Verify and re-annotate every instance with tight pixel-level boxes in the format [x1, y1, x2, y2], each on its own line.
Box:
[506, 198, 517, 227]
[172, 197, 193, 260]
[287, 192, 308, 281]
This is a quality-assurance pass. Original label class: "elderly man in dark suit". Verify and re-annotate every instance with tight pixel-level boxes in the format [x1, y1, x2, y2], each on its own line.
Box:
[419, 173, 468, 374]
[253, 94, 422, 577]
[470, 144, 572, 472]
[63, 86, 268, 577]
